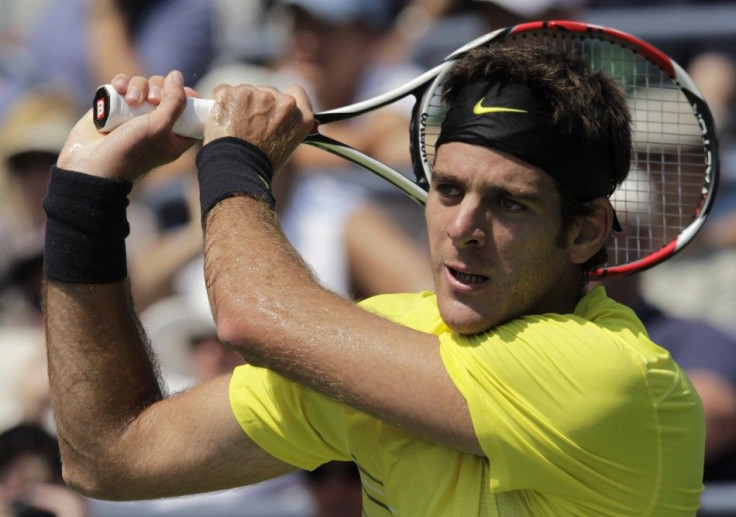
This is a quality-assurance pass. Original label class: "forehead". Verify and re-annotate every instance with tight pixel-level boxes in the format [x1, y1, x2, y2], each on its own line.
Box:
[433, 142, 559, 196]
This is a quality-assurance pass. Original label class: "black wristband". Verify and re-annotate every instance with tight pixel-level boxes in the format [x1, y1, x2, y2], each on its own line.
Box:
[196, 137, 275, 223]
[43, 166, 132, 283]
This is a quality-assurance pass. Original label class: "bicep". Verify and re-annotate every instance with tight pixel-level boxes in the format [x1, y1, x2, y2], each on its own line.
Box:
[101, 374, 296, 500]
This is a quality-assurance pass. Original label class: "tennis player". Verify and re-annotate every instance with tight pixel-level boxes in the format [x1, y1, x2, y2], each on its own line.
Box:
[43, 45, 705, 515]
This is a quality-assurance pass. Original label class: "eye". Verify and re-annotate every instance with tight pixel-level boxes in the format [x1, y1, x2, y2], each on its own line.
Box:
[498, 195, 525, 213]
[437, 183, 459, 196]
[432, 179, 463, 201]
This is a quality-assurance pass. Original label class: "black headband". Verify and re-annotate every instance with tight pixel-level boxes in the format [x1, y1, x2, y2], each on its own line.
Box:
[436, 80, 617, 202]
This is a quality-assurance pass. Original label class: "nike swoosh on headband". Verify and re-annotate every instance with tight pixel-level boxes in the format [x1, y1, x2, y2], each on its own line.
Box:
[472, 98, 528, 115]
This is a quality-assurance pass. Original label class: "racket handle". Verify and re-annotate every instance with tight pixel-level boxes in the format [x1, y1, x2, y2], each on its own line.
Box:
[93, 84, 213, 139]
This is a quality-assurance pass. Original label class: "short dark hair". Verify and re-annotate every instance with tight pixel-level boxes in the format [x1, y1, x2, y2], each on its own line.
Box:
[0, 424, 62, 483]
[442, 45, 632, 273]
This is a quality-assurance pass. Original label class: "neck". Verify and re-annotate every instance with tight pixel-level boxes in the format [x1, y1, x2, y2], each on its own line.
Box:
[533, 264, 587, 317]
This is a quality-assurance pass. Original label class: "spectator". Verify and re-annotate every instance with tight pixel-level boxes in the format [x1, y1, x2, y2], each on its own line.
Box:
[0, 424, 87, 517]
[0, 88, 78, 325]
[140, 294, 243, 392]
[2, 0, 214, 113]
[271, 0, 433, 298]
[305, 461, 362, 517]
[0, 327, 49, 433]
[404, 0, 586, 70]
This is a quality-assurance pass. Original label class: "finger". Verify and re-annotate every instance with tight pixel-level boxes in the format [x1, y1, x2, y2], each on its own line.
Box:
[254, 85, 309, 117]
[147, 75, 166, 104]
[125, 75, 151, 105]
[284, 85, 315, 133]
[111, 73, 131, 94]
[285, 85, 313, 111]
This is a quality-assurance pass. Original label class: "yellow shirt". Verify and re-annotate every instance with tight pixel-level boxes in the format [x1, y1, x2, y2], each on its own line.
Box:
[229, 286, 704, 515]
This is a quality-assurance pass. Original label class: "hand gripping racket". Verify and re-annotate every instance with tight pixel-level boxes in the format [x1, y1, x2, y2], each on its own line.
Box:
[94, 20, 719, 279]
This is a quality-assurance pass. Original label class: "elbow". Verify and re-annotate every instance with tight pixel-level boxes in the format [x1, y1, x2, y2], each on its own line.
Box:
[62, 461, 116, 500]
[214, 298, 265, 360]
[60, 452, 138, 501]
[215, 307, 241, 346]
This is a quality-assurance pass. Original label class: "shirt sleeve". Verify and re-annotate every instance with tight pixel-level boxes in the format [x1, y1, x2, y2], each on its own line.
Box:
[229, 364, 352, 470]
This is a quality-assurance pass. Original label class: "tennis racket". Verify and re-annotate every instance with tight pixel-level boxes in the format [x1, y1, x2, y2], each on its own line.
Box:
[94, 20, 719, 280]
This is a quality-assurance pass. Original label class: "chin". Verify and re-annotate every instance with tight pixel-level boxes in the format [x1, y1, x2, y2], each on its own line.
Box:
[448, 320, 495, 336]
[439, 299, 497, 336]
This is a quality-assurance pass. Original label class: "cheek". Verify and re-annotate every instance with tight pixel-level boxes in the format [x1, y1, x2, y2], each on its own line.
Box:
[424, 200, 442, 245]
[496, 224, 568, 280]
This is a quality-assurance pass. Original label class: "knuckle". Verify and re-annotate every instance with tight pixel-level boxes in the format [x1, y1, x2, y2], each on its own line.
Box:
[212, 84, 233, 99]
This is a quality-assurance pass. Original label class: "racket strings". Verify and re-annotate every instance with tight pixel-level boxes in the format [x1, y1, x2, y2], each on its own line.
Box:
[417, 30, 711, 271]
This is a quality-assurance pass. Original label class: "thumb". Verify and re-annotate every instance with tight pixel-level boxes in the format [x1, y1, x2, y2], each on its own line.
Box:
[284, 85, 316, 138]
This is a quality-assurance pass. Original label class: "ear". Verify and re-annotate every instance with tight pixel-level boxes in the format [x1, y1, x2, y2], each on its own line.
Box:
[568, 198, 613, 265]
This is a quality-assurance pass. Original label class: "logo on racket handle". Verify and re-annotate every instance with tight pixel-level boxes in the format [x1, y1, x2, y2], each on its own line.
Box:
[96, 98, 106, 121]
[93, 86, 112, 129]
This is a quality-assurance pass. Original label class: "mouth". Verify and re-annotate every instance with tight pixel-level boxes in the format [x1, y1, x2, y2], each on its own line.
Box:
[447, 266, 489, 287]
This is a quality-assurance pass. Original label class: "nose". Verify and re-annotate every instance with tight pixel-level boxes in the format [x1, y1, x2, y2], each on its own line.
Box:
[447, 197, 486, 248]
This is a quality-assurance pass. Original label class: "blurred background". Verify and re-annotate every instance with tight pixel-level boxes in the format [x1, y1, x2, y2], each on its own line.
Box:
[0, 1, 734, 515]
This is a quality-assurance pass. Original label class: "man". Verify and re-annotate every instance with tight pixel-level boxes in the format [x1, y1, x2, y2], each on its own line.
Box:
[0, 88, 78, 325]
[272, 0, 433, 298]
[43, 45, 705, 515]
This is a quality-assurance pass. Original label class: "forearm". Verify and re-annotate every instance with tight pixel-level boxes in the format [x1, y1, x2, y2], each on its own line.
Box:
[199, 85, 479, 453]
[40, 73, 293, 500]
[203, 196, 481, 454]
[204, 198, 324, 360]
[44, 280, 164, 492]
[205, 197, 389, 401]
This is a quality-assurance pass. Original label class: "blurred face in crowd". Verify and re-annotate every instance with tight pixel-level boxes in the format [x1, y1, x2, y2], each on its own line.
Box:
[285, 8, 376, 108]
[426, 142, 579, 335]
[7, 151, 56, 221]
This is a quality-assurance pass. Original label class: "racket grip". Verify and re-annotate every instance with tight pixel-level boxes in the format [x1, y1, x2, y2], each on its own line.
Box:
[93, 84, 213, 139]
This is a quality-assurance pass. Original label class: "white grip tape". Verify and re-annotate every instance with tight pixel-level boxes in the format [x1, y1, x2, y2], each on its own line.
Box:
[95, 84, 213, 139]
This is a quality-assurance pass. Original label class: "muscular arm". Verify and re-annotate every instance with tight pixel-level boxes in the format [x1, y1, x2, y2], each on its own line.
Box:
[204, 197, 481, 455]
[44, 281, 294, 499]
[199, 83, 480, 456]
[43, 72, 295, 500]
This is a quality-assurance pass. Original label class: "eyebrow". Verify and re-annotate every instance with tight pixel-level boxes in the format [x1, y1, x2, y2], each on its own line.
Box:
[429, 170, 454, 186]
[431, 169, 543, 202]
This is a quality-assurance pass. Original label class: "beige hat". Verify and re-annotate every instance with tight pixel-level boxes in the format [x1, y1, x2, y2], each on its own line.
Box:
[141, 294, 217, 380]
[0, 89, 79, 165]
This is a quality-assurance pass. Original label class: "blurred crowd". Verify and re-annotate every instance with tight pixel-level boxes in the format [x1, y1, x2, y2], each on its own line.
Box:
[0, 0, 735, 515]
